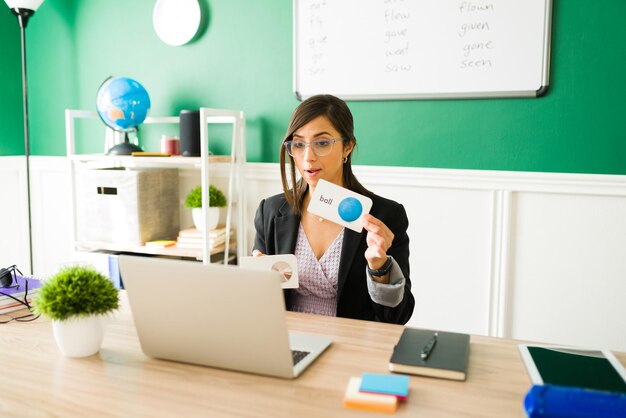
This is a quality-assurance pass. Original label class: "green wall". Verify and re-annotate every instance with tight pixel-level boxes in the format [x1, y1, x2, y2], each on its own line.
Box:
[0, 7, 24, 155]
[3, 0, 626, 174]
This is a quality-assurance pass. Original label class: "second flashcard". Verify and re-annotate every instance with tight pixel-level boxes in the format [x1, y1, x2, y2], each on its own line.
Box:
[308, 179, 373, 233]
[239, 254, 299, 289]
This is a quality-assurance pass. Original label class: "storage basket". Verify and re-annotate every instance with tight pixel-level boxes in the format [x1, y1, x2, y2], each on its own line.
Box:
[75, 167, 179, 246]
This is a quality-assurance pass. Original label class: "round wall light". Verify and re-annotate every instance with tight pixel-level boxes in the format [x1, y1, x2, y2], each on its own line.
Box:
[153, 0, 201, 46]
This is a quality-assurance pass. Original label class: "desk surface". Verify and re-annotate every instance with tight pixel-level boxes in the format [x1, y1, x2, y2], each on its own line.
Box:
[2, 294, 624, 417]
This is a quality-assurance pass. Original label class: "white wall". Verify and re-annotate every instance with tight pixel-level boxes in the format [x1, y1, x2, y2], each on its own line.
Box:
[2, 156, 626, 351]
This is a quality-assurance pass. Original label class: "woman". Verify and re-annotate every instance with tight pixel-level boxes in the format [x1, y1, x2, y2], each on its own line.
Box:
[253, 95, 414, 324]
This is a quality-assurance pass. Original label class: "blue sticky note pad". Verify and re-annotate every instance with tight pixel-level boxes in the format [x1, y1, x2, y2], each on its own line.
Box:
[360, 373, 410, 399]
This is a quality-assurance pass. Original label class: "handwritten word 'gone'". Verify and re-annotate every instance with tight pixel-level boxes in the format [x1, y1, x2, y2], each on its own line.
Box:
[462, 41, 493, 57]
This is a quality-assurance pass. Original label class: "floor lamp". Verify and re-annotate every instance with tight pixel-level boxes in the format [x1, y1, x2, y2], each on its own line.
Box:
[4, 0, 45, 273]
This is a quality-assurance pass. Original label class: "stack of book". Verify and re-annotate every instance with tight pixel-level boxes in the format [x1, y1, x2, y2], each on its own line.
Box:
[0, 275, 42, 314]
[176, 226, 233, 250]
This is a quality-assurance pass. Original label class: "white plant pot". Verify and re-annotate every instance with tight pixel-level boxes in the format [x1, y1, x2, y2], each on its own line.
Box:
[192, 207, 220, 231]
[52, 315, 106, 358]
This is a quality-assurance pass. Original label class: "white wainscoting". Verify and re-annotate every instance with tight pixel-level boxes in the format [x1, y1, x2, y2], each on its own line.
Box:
[0, 157, 32, 273]
[246, 163, 626, 351]
[3, 156, 625, 351]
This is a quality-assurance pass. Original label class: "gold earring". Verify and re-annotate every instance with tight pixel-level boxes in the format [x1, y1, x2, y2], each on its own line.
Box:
[343, 156, 348, 164]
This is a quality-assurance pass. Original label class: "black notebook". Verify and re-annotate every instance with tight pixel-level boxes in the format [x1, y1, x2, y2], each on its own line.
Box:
[388, 328, 470, 381]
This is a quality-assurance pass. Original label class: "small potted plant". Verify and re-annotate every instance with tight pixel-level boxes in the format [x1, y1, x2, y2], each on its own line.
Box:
[185, 184, 227, 231]
[34, 265, 119, 358]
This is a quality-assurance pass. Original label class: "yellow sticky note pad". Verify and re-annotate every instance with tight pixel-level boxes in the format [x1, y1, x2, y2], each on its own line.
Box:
[145, 240, 176, 248]
[343, 377, 398, 413]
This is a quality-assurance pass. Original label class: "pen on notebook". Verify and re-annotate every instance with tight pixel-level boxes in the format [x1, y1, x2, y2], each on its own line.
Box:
[421, 332, 438, 360]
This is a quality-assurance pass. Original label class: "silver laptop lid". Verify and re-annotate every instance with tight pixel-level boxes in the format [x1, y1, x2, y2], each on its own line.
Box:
[119, 255, 297, 378]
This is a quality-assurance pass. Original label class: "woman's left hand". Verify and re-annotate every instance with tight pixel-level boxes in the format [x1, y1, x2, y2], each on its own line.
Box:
[362, 213, 394, 271]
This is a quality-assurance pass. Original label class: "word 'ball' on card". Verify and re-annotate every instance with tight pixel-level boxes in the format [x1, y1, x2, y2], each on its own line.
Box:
[308, 179, 373, 232]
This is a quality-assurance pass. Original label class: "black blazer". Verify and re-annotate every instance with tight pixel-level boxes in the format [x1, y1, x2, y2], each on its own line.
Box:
[253, 192, 414, 325]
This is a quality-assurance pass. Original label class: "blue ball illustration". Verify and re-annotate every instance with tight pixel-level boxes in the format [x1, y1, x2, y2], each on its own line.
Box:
[338, 197, 363, 222]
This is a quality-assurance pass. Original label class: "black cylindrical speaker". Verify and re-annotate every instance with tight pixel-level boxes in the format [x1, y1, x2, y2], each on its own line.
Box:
[179, 110, 201, 156]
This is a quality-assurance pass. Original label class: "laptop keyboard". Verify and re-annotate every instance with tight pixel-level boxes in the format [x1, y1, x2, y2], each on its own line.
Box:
[292, 350, 311, 366]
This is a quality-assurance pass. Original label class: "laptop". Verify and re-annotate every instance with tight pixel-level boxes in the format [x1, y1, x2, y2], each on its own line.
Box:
[118, 255, 332, 379]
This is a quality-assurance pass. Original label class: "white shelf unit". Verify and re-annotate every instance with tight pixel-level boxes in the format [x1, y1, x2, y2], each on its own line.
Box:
[64, 108, 247, 265]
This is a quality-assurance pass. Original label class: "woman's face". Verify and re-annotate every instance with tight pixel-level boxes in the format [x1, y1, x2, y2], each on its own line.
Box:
[290, 115, 352, 190]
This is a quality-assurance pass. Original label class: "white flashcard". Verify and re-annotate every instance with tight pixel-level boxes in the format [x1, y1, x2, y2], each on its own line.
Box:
[307, 179, 373, 233]
[239, 254, 299, 289]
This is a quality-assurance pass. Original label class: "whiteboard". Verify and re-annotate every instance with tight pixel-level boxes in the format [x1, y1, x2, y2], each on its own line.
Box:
[294, 0, 552, 100]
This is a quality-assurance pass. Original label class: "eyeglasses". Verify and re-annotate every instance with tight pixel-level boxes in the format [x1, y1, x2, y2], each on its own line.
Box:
[0, 311, 39, 324]
[0, 264, 41, 324]
[284, 138, 345, 158]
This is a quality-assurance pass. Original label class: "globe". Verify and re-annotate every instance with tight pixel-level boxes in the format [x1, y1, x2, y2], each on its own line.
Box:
[96, 76, 151, 132]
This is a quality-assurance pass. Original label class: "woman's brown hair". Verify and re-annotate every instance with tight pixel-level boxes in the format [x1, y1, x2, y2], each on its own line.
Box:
[280, 94, 372, 214]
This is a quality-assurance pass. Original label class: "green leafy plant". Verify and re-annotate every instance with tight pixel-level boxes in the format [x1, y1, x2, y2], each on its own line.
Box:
[185, 185, 227, 208]
[34, 265, 119, 321]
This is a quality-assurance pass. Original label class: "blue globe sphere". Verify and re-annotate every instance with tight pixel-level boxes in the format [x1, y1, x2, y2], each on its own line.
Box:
[96, 77, 151, 132]
[338, 197, 363, 222]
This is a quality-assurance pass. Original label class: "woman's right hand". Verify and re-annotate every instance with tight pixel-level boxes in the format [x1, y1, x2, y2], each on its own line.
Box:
[252, 249, 264, 257]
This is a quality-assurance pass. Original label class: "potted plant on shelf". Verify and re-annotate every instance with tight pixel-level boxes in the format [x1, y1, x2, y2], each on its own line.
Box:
[185, 184, 227, 231]
[34, 265, 119, 358]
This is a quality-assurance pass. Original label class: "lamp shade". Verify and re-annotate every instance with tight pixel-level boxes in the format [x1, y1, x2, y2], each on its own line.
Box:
[4, 0, 44, 10]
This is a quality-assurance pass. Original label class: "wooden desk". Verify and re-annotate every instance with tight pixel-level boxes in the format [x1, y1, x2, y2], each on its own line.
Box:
[2, 295, 624, 417]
